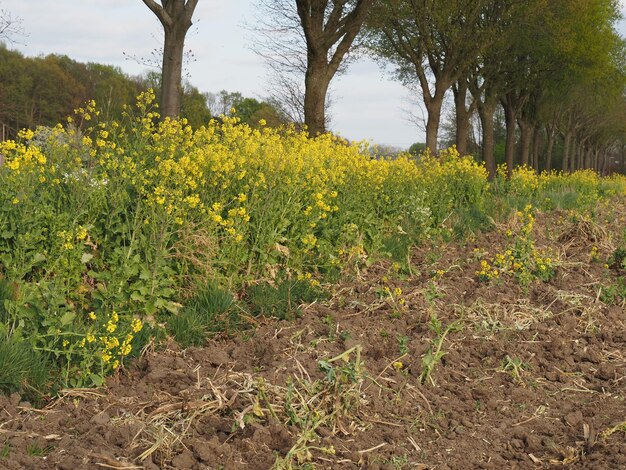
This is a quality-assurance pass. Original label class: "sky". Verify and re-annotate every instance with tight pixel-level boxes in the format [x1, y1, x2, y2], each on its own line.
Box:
[2, 1, 626, 149]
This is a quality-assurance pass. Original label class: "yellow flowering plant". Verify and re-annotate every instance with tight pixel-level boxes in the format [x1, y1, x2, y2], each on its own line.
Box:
[1, 90, 624, 392]
[476, 205, 556, 285]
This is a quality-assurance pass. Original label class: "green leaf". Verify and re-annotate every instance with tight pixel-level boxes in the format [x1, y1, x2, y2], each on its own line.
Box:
[60, 311, 76, 326]
[90, 374, 105, 387]
[31, 253, 46, 265]
[81, 253, 94, 264]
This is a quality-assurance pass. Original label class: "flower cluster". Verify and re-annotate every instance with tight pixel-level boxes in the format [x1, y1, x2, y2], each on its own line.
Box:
[476, 205, 556, 285]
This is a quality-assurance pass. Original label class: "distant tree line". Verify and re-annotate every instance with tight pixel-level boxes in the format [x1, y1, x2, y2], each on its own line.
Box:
[254, 0, 626, 176]
[0, 44, 288, 139]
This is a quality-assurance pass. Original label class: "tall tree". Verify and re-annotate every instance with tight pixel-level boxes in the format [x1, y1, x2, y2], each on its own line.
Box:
[367, 0, 517, 154]
[297, 0, 374, 135]
[256, 0, 374, 136]
[141, 0, 199, 119]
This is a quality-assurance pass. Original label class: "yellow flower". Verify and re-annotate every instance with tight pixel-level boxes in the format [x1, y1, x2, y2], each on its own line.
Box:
[88, 311, 97, 320]
[131, 318, 143, 333]
[76, 226, 88, 240]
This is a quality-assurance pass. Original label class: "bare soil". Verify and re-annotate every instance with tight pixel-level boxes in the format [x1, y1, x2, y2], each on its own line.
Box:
[1, 201, 625, 470]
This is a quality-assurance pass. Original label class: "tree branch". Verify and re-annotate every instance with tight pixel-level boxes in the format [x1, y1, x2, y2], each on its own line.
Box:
[141, 0, 172, 28]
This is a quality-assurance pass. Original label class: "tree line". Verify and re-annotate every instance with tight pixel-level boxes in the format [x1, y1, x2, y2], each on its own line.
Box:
[2, 1, 625, 175]
[0, 45, 290, 139]
[253, 0, 626, 176]
[143, 0, 624, 176]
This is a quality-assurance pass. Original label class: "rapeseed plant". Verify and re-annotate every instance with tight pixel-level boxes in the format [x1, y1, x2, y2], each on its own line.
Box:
[0, 90, 623, 391]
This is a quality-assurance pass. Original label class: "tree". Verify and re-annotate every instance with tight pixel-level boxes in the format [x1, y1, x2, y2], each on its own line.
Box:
[256, 0, 374, 136]
[205, 90, 244, 117]
[0, 5, 24, 44]
[408, 142, 427, 157]
[367, 0, 517, 154]
[141, 0, 199, 119]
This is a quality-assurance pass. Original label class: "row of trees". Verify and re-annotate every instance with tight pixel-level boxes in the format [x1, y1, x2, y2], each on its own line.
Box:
[366, 0, 626, 177]
[2, 2, 625, 175]
[247, 0, 626, 176]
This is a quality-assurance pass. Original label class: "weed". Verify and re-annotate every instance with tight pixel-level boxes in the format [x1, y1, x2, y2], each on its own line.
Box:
[477, 205, 556, 285]
[424, 281, 443, 305]
[247, 277, 327, 321]
[377, 454, 410, 469]
[501, 355, 529, 383]
[419, 314, 462, 385]
[0, 336, 51, 404]
[26, 444, 53, 457]
[397, 334, 409, 355]
[609, 246, 626, 271]
[451, 204, 495, 240]
[599, 278, 626, 305]
[166, 282, 236, 347]
[601, 421, 626, 440]
[0, 442, 9, 460]
[274, 346, 364, 468]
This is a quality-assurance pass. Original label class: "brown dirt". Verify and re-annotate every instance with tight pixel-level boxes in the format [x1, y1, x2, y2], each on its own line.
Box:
[1, 201, 625, 470]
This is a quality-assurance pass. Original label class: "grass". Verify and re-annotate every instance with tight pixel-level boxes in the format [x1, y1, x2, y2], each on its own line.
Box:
[0, 442, 9, 460]
[166, 282, 236, 347]
[246, 277, 328, 321]
[0, 337, 51, 404]
[451, 204, 496, 240]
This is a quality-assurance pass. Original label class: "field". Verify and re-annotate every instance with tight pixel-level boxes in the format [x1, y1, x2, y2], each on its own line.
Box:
[0, 97, 626, 469]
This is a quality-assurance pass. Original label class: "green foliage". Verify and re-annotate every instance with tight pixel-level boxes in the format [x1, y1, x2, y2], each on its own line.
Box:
[599, 278, 626, 305]
[167, 283, 236, 347]
[407, 142, 426, 157]
[450, 204, 495, 240]
[0, 90, 623, 400]
[0, 336, 51, 404]
[609, 247, 626, 271]
[246, 277, 327, 320]
[419, 314, 461, 385]
[476, 205, 556, 285]
[0, 442, 9, 460]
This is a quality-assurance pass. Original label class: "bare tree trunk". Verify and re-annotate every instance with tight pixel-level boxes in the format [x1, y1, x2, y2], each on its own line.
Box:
[562, 132, 572, 172]
[584, 147, 593, 170]
[425, 91, 445, 154]
[142, 0, 198, 120]
[545, 126, 556, 172]
[161, 26, 186, 118]
[304, 58, 330, 136]
[531, 125, 541, 171]
[453, 79, 471, 155]
[576, 141, 584, 170]
[503, 100, 516, 179]
[518, 119, 532, 167]
[478, 100, 497, 180]
[296, 0, 373, 136]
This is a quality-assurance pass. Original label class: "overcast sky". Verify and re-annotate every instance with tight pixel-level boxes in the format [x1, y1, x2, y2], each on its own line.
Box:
[2, 1, 626, 149]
